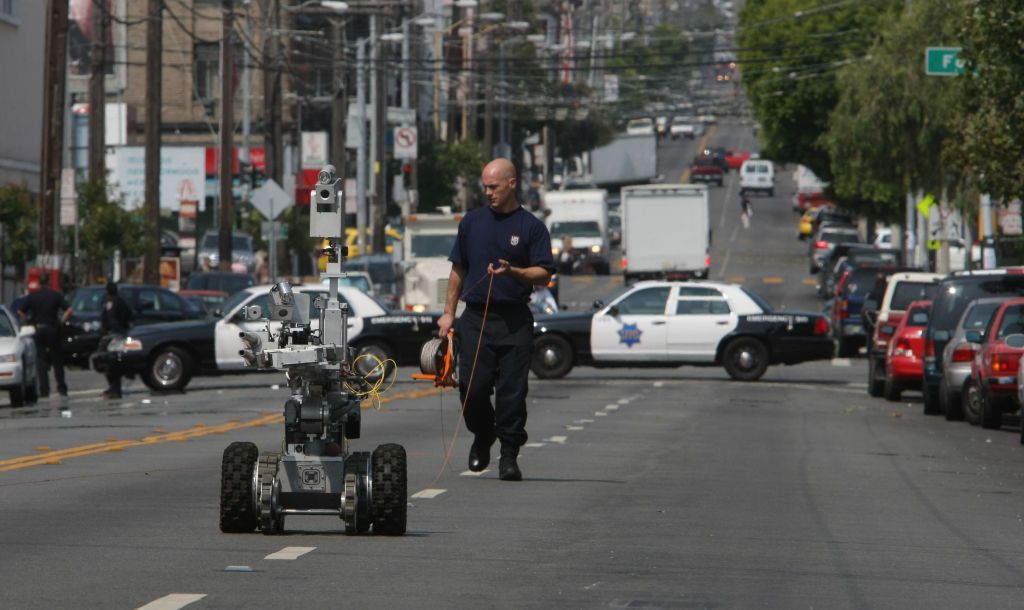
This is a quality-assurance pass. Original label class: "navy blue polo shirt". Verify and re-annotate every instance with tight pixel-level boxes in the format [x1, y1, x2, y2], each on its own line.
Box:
[449, 205, 555, 305]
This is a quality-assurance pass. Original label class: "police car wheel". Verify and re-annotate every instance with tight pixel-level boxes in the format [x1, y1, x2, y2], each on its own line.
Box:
[723, 338, 768, 381]
[219, 441, 259, 533]
[144, 346, 193, 392]
[531, 335, 574, 379]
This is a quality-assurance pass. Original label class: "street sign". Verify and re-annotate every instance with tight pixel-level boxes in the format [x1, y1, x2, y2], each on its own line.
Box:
[250, 178, 292, 221]
[393, 126, 418, 160]
[925, 47, 964, 76]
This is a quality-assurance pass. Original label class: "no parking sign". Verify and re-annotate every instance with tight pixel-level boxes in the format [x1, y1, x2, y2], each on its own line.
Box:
[394, 126, 418, 160]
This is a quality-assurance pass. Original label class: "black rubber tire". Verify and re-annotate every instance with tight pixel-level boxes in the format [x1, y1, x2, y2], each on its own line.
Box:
[219, 441, 259, 533]
[144, 346, 193, 392]
[352, 341, 396, 384]
[922, 382, 942, 415]
[371, 444, 407, 536]
[867, 359, 884, 397]
[963, 381, 982, 425]
[883, 372, 901, 402]
[980, 391, 1002, 430]
[941, 378, 964, 421]
[530, 334, 575, 379]
[722, 338, 769, 381]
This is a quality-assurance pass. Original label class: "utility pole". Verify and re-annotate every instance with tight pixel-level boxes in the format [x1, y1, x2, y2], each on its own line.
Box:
[373, 33, 387, 253]
[143, 0, 163, 285]
[219, 0, 235, 271]
[330, 20, 347, 186]
[87, 0, 108, 181]
[40, 0, 69, 260]
[264, 0, 283, 184]
[356, 37, 368, 258]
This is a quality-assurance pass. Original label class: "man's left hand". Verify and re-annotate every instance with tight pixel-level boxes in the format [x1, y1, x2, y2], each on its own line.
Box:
[488, 259, 512, 276]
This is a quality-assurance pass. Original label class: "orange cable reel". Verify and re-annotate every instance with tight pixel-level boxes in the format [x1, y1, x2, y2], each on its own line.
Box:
[412, 330, 458, 388]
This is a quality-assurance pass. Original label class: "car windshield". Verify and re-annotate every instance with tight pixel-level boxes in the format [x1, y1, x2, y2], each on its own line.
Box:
[931, 277, 1024, 333]
[221, 289, 253, 317]
[907, 307, 930, 326]
[340, 276, 372, 293]
[0, 310, 15, 337]
[890, 281, 939, 311]
[962, 301, 1001, 332]
[71, 288, 106, 313]
[345, 258, 398, 283]
[550, 221, 601, 238]
[410, 233, 457, 258]
[996, 304, 1024, 338]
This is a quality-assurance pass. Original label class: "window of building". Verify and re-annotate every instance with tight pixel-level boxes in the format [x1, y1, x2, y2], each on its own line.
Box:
[194, 42, 219, 105]
[1, 0, 18, 26]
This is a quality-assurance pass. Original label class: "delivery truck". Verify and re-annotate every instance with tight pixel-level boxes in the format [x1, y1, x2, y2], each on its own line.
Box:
[543, 189, 611, 275]
[590, 134, 659, 188]
[621, 184, 710, 283]
[401, 212, 461, 312]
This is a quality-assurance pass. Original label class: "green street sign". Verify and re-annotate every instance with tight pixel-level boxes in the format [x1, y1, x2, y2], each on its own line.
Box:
[925, 47, 964, 76]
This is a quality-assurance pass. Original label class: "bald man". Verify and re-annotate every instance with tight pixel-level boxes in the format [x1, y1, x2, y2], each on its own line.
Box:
[437, 158, 555, 481]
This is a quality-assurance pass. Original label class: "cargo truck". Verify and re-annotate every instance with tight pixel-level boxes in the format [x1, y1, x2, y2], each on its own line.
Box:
[589, 134, 659, 188]
[544, 189, 611, 275]
[401, 213, 461, 312]
[621, 184, 710, 283]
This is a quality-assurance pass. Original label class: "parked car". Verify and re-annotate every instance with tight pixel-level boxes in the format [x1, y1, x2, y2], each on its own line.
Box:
[320, 270, 375, 296]
[63, 284, 206, 365]
[882, 300, 931, 401]
[809, 227, 860, 273]
[831, 265, 912, 357]
[0, 305, 38, 406]
[529, 281, 833, 381]
[669, 116, 696, 139]
[625, 117, 656, 135]
[940, 297, 1005, 420]
[608, 211, 622, 247]
[962, 297, 1024, 429]
[724, 149, 751, 170]
[689, 153, 724, 187]
[864, 272, 943, 396]
[177, 289, 229, 316]
[739, 158, 775, 197]
[798, 206, 824, 240]
[195, 230, 255, 272]
[184, 271, 256, 296]
[92, 284, 442, 392]
[922, 269, 1024, 415]
[343, 254, 403, 310]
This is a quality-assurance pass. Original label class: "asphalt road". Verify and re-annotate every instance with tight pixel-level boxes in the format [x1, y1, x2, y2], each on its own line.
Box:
[5, 122, 1024, 609]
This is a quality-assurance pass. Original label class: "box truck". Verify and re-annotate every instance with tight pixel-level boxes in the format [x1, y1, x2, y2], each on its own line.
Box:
[621, 184, 710, 283]
[544, 189, 611, 275]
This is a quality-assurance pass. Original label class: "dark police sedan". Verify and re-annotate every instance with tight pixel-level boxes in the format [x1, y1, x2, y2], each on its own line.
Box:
[92, 284, 440, 392]
[530, 281, 834, 381]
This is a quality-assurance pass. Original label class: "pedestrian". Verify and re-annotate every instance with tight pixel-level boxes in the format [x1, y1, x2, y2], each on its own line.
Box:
[740, 195, 753, 228]
[97, 281, 133, 399]
[437, 158, 555, 481]
[17, 273, 72, 398]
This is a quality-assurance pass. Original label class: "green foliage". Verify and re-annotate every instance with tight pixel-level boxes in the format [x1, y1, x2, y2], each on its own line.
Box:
[280, 205, 313, 263]
[77, 178, 146, 278]
[824, 0, 971, 220]
[738, 0, 896, 179]
[958, 0, 1024, 200]
[416, 138, 487, 212]
[0, 183, 37, 268]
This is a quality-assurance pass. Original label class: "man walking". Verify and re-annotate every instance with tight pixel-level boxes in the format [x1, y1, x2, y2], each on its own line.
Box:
[18, 273, 72, 398]
[437, 158, 555, 481]
[98, 281, 133, 399]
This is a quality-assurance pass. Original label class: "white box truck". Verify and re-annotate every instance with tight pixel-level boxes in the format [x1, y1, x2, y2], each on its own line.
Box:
[590, 134, 659, 188]
[544, 189, 611, 275]
[401, 212, 462, 312]
[621, 184, 710, 283]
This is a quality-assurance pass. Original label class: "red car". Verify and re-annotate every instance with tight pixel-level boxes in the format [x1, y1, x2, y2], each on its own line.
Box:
[883, 300, 931, 400]
[963, 298, 1024, 429]
[725, 149, 751, 170]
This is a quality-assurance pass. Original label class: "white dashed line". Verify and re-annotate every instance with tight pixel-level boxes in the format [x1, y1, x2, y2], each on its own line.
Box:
[831, 358, 852, 367]
[595, 411, 608, 416]
[524, 442, 546, 448]
[411, 488, 447, 499]
[566, 425, 584, 431]
[224, 566, 254, 572]
[460, 469, 489, 477]
[135, 594, 207, 610]
[545, 436, 568, 444]
[264, 546, 316, 561]
[617, 398, 631, 404]
[575, 419, 594, 424]
[654, 382, 664, 388]
[604, 405, 619, 411]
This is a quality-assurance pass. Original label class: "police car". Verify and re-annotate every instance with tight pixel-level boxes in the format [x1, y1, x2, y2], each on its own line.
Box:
[93, 284, 439, 392]
[530, 281, 833, 381]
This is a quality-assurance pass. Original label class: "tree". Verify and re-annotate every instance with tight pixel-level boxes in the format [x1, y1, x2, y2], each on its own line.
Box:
[77, 177, 147, 282]
[0, 184, 38, 273]
[416, 138, 487, 212]
[823, 0, 971, 220]
[958, 0, 1024, 201]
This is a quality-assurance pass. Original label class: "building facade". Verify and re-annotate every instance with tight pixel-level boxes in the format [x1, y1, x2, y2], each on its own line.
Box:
[0, 0, 45, 191]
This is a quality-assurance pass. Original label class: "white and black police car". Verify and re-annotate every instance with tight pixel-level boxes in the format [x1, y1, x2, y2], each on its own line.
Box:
[93, 284, 440, 392]
[530, 281, 833, 381]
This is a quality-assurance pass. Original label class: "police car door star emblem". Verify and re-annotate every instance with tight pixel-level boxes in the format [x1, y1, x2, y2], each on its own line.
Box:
[510, 235, 520, 246]
[618, 323, 642, 347]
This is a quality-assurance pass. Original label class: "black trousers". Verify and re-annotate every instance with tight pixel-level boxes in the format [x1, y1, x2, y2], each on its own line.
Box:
[456, 303, 533, 449]
[97, 334, 123, 395]
[33, 325, 67, 397]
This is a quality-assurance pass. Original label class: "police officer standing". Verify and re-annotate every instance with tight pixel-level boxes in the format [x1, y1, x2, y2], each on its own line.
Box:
[437, 158, 555, 481]
[18, 273, 73, 398]
[98, 281, 133, 399]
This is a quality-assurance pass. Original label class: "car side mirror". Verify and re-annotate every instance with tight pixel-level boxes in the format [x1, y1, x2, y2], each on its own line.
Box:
[607, 305, 619, 317]
[964, 330, 981, 343]
[592, 299, 604, 310]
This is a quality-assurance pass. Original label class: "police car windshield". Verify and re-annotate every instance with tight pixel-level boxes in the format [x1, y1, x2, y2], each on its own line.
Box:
[411, 234, 457, 258]
[550, 221, 601, 237]
[71, 287, 107, 313]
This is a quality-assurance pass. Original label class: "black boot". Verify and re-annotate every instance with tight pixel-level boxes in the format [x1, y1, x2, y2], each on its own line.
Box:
[498, 444, 522, 481]
[468, 436, 494, 472]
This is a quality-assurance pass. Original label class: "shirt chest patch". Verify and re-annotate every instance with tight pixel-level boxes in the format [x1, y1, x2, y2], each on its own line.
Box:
[510, 235, 520, 246]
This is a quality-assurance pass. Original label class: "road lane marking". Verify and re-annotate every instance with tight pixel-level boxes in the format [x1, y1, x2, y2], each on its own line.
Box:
[135, 594, 207, 610]
[653, 382, 664, 388]
[831, 358, 852, 367]
[0, 387, 442, 472]
[725, 276, 746, 284]
[545, 436, 567, 444]
[595, 411, 608, 416]
[460, 469, 489, 477]
[762, 277, 784, 284]
[523, 442, 546, 448]
[605, 405, 620, 411]
[802, 277, 817, 286]
[566, 425, 584, 430]
[411, 488, 447, 499]
[224, 566, 254, 572]
[617, 398, 631, 404]
[264, 546, 316, 561]
[574, 419, 594, 423]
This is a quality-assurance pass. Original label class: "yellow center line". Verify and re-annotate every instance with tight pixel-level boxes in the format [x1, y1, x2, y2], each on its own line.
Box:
[762, 277, 785, 285]
[0, 386, 443, 473]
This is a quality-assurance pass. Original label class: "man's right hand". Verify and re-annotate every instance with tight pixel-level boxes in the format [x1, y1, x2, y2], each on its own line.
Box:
[437, 313, 454, 338]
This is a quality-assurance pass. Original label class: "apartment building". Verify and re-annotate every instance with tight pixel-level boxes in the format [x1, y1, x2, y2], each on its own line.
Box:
[0, 0, 45, 191]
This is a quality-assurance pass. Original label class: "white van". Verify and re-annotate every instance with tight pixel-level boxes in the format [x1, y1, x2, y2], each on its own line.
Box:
[739, 158, 775, 197]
